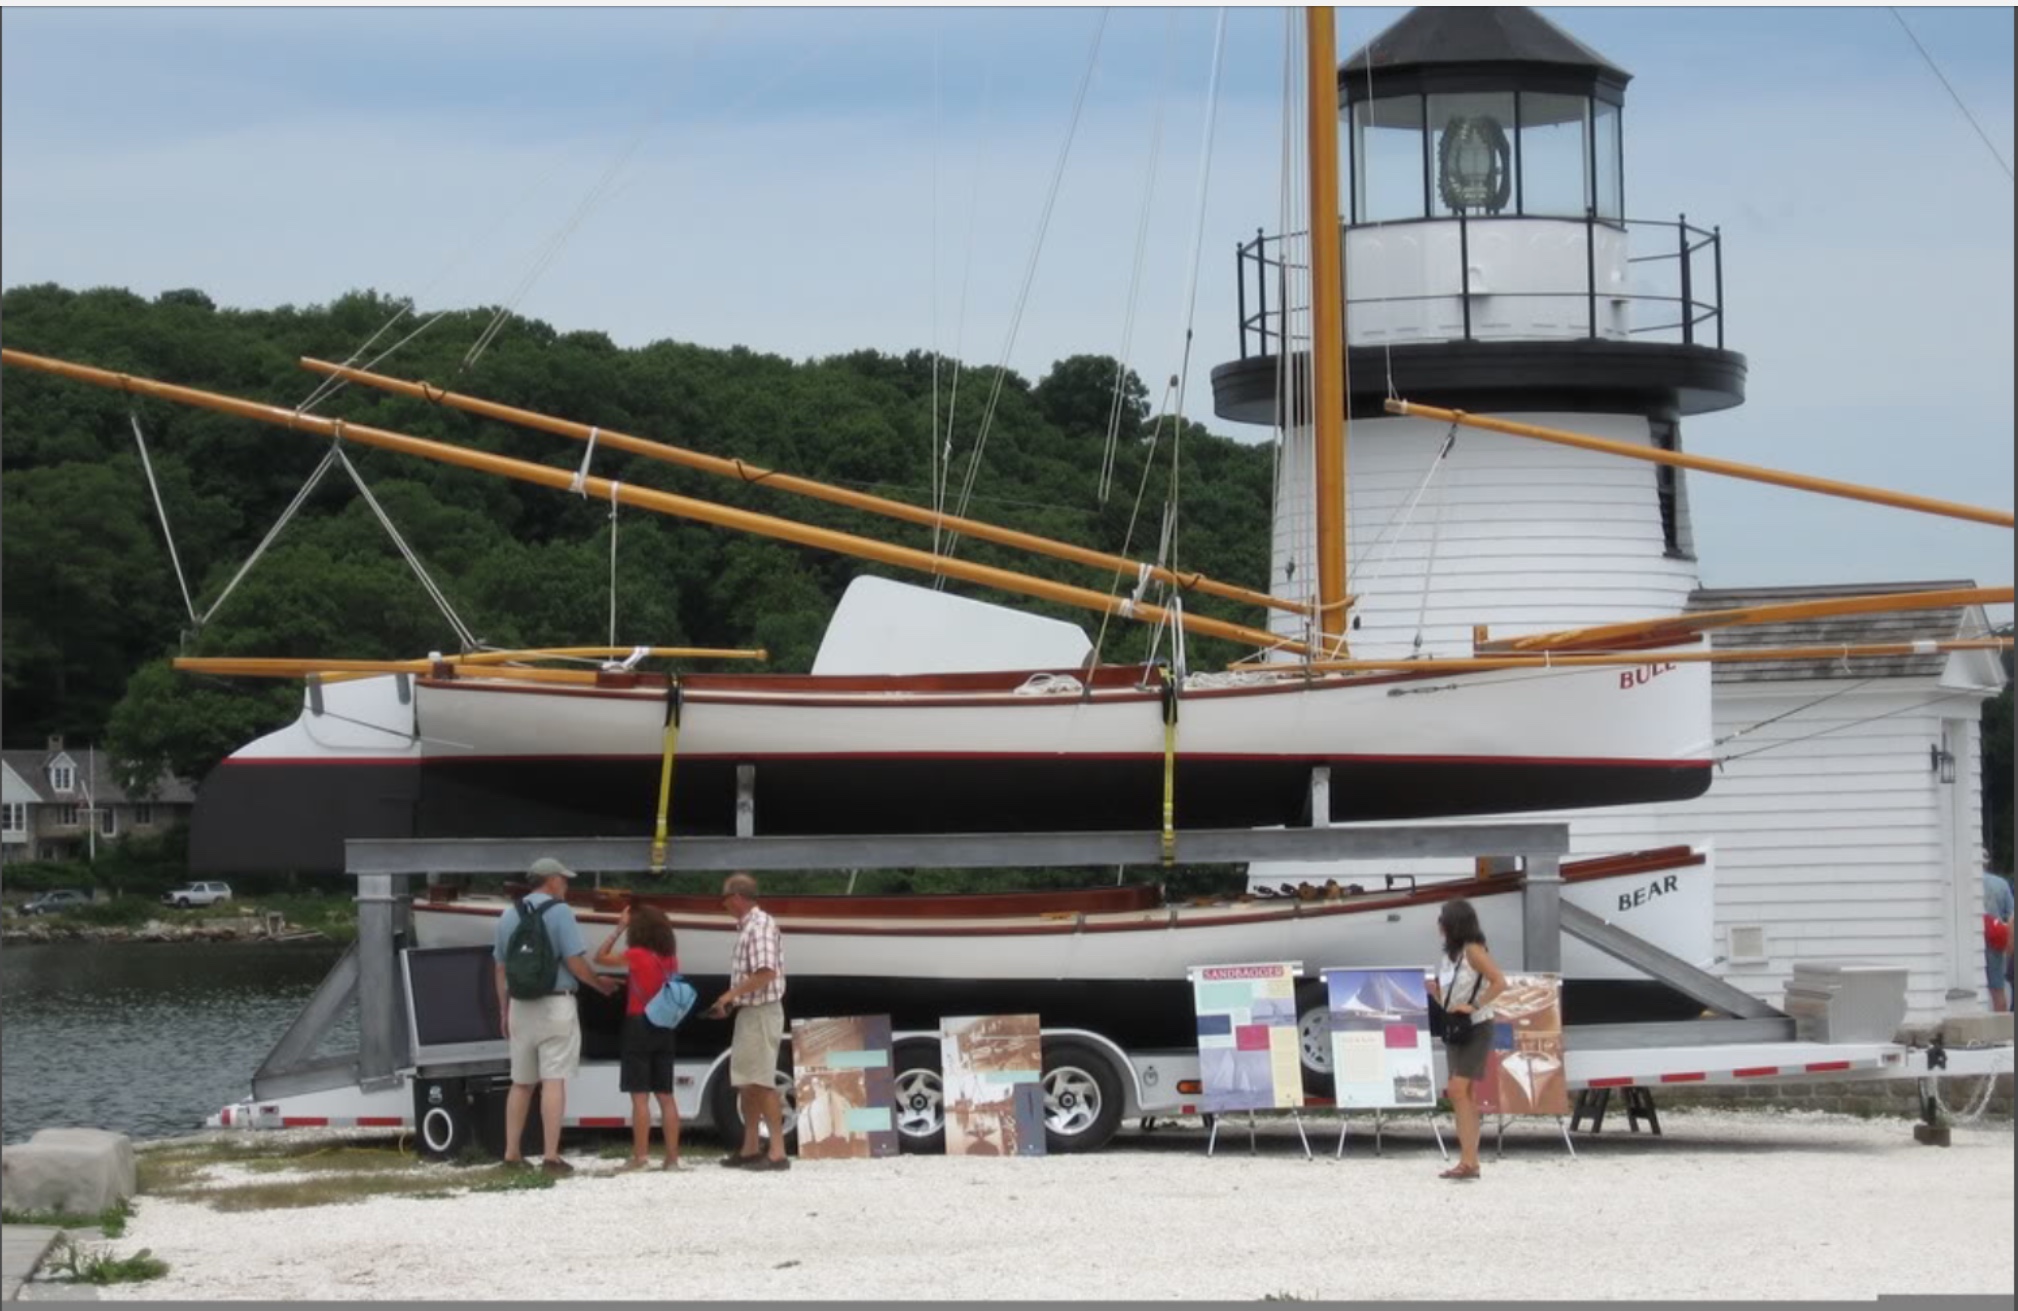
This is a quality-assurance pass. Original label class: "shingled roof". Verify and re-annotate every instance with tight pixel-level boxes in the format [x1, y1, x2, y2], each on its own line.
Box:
[0, 744, 197, 806]
[1689, 580, 1997, 683]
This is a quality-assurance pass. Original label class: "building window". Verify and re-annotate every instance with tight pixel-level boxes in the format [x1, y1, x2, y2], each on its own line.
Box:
[54, 804, 80, 827]
[50, 763, 75, 793]
[1, 803, 24, 834]
[99, 808, 118, 838]
[132, 804, 154, 827]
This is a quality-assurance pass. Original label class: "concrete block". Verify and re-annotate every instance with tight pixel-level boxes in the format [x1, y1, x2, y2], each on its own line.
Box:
[1940, 1012, 2014, 1046]
[0, 1128, 136, 1216]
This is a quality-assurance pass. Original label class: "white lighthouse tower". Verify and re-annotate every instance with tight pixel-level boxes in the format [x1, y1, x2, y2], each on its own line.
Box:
[1212, 6, 1746, 659]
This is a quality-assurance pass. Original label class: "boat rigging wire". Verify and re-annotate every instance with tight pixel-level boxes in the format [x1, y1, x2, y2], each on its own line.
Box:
[937, 61, 996, 559]
[1099, 10, 1181, 505]
[1713, 678, 1876, 749]
[1717, 690, 1984, 767]
[1888, 7, 2013, 183]
[940, 8, 1110, 564]
[129, 413, 197, 626]
[1160, 7, 1232, 624]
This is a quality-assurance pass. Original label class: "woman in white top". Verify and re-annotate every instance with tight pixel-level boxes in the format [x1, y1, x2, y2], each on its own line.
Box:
[1429, 897, 1506, 1181]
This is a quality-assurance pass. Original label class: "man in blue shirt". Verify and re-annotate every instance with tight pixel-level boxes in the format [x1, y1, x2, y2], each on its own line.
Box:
[492, 856, 618, 1174]
[1984, 863, 2015, 1014]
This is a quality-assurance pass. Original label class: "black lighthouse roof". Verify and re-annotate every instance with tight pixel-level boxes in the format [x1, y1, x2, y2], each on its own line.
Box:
[1341, 7, 1632, 103]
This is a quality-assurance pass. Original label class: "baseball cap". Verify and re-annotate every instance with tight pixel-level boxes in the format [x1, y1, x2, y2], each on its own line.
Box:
[528, 856, 577, 881]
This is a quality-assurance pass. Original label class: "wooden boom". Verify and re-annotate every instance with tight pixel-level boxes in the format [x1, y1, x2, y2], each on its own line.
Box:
[1233, 637, 2011, 675]
[0, 349, 1309, 658]
[1384, 399, 2015, 530]
[1483, 586, 2013, 653]
[300, 357, 1308, 618]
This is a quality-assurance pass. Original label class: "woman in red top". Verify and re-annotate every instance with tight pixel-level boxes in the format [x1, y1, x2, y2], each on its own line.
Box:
[593, 904, 682, 1170]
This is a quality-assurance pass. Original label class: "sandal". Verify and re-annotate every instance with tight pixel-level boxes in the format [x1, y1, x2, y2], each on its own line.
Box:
[1438, 1163, 1480, 1180]
[661, 1159, 684, 1172]
[617, 1157, 651, 1173]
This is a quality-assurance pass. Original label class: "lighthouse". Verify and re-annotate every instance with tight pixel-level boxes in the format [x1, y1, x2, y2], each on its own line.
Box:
[1210, 5, 1747, 658]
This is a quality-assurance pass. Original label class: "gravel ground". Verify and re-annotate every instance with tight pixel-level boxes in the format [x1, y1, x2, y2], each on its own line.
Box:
[78, 1108, 2015, 1301]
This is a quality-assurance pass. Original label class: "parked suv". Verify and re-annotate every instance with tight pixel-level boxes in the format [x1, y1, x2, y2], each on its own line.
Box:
[19, 889, 90, 916]
[162, 882, 233, 909]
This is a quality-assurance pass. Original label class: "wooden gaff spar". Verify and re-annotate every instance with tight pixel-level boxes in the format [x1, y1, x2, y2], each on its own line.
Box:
[1478, 586, 2013, 654]
[298, 358, 1312, 620]
[0, 348, 1311, 659]
[1384, 398, 2016, 530]
[1233, 637, 2012, 676]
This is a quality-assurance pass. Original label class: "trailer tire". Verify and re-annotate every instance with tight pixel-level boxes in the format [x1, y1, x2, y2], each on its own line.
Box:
[1041, 1039, 1124, 1154]
[1296, 981, 1335, 1098]
[892, 1039, 946, 1154]
[707, 1044, 799, 1152]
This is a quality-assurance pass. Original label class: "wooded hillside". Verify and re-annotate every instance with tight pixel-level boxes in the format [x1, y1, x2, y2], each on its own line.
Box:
[1, 283, 1279, 793]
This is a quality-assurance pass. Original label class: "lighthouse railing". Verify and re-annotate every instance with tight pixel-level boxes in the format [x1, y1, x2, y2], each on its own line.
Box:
[1235, 213, 1726, 359]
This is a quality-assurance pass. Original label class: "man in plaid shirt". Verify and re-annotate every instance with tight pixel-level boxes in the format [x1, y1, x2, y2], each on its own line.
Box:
[706, 871, 790, 1169]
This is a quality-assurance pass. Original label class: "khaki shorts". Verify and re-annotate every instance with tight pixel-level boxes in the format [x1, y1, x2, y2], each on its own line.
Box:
[508, 993, 582, 1084]
[729, 1001, 785, 1087]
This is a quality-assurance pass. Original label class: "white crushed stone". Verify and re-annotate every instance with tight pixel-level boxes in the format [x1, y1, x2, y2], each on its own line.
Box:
[92, 1108, 2013, 1301]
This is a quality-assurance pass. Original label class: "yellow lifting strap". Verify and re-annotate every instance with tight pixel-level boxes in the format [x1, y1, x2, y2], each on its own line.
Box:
[1159, 671, 1179, 868]
[649, 679, 684, 873]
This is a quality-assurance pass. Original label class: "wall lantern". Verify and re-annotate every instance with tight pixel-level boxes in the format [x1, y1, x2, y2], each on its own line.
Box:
[1930, 743, 1957, 784]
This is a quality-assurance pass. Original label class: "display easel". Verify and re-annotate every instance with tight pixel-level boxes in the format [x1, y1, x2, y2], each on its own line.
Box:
[1334, 1107, 1447, 1159]
[1206, 1108, 1313, 1160]
[1489, 1112, 1578, 1160]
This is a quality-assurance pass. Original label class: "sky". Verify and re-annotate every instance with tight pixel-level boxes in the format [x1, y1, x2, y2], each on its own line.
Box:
[2, 5, 2011, 623]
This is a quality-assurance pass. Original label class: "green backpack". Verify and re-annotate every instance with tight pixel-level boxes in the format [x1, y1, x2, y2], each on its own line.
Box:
[503, 897, 562, 1000]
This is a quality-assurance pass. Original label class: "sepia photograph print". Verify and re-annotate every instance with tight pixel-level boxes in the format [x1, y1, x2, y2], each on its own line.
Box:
[791, 1014, 899, 1159]
[940, 1013, 1045, 1157]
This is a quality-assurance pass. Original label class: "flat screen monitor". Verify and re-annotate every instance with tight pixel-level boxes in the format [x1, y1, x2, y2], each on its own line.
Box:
[402, 945, 507, 1066]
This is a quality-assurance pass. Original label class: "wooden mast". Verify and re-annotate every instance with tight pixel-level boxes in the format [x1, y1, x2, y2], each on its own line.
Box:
[0, 348, 1311, 658]
[1307, 6, 1351, 654]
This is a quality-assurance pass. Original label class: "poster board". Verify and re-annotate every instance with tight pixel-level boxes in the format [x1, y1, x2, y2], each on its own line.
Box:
[1473, 973, 1568, 1117]
[1188, 961, 1305, 1113]
[939, 1013, 1046, 1157]
[790, 1014, 898, 1159]
[1322, 967, 1436, 1110]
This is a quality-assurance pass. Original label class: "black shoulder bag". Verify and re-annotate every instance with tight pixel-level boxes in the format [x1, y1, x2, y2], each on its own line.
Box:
[1434, 963, 1484, 1045]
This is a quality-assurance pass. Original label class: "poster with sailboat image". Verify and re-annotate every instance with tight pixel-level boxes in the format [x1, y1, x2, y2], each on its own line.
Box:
[1321, 967, 1436, 1109]
[1472, 973, 1569, 1117]
[1188, 962, 1305, 1113]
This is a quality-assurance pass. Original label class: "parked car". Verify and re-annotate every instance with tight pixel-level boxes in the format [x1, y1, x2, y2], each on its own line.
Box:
[161, 882, 233, 909]
[19, 889, 91, 916]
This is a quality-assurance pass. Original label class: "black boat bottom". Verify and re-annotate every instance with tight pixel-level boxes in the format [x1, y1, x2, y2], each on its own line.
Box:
[191, 755, 1712, 876]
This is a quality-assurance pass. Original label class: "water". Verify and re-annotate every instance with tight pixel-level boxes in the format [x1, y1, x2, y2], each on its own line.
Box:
[1, 941, 348, 1143]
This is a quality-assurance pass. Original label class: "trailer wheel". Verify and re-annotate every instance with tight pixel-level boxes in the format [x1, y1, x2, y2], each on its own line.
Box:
[1041, 1039, 1124, 1154]
[892, 1039, 946, 1154]
[707, 1045, 799, 1152]
[1296, 982, 1336, 1098]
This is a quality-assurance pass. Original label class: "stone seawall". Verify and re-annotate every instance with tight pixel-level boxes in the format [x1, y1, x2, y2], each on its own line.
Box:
[0, 915, 328, 946]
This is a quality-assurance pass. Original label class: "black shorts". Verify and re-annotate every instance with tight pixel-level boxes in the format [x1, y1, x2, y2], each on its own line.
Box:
[619, 1014, 677, 1094]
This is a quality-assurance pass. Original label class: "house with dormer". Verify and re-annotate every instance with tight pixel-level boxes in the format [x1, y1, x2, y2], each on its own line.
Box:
[0, 736, 196, 865]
